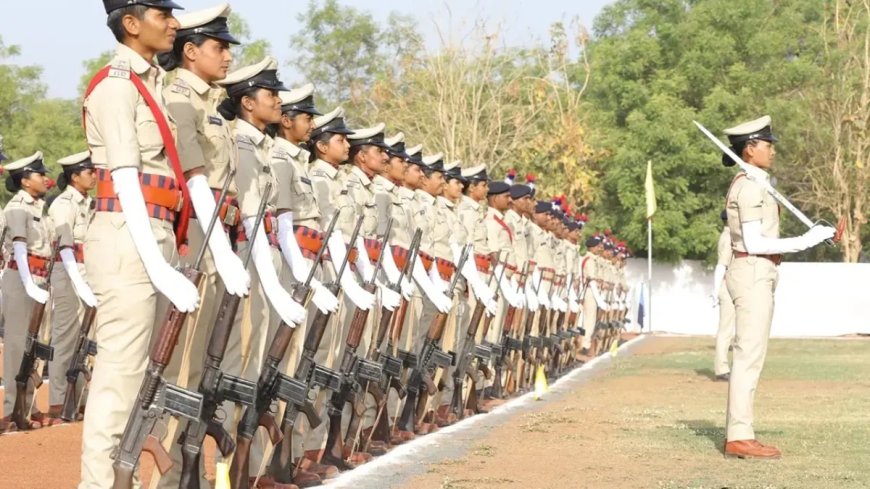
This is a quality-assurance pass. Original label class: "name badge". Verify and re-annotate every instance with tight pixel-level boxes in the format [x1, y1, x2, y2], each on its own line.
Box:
[300, 177, 312, 186]
[208, 116, 223, 126]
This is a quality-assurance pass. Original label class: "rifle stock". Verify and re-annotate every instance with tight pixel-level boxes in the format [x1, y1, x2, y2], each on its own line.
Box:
[60, 305, 97, 421]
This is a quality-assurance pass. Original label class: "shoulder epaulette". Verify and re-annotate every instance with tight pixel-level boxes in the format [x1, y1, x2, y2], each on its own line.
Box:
[107, 59, 131, 79]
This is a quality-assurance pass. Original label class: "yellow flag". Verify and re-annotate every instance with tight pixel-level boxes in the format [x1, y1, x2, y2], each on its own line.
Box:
[645, 160, 656, 219]
[610, 338, 619, 358]
[533, 364, 549, 400]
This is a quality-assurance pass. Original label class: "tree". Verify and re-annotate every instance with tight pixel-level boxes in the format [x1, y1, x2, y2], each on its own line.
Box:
[583, 0, 827, 262]
[790, 0, 870, 263]
[228, 13, 271, 68]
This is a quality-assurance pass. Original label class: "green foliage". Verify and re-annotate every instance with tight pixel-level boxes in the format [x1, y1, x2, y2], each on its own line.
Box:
[584, 0, 826, 262]
[228, 13, 271, 68]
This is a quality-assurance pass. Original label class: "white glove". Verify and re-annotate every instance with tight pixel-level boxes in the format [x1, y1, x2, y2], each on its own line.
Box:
[428, 262, 448, 294]
[455, 243, 495, 305]
[531, 268, 542, 289]
[275, 213, 338, 314]
[483, 297, 498, 317]
[13, 242, 49, 304]
[188, 175, 250, 297]
[59, 247, 97, 307]
[524, 279, 539, 312]
[590, 281, 606, 310]
[552, 294, 567, 312]
[377, 281, 401, 311]
[494, 265, 522, 309]
[568, 297, 581, 314]
[354, 236, 375, 283]
[400, 276, 415, 299]
[804, 225, 836, 247]
[327, 231, 375, 311]
[246, 217, 306, 326]
[537, 283, 551, 309]
[113, 167, 199, 312]
[412, 260, 451, 313]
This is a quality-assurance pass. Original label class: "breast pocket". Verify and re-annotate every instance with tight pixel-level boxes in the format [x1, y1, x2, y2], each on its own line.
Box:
[205, 119, 231, 167]
[135, 102, 164, 154]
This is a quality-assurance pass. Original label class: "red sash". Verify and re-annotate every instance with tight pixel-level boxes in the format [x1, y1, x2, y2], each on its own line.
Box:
[84, 66, 192, 253]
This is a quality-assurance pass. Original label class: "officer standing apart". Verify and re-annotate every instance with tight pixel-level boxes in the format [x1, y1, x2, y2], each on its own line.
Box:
[720, 115, 834, 459]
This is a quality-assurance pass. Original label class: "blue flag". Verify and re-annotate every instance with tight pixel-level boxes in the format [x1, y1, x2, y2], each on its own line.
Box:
[637, 285, 646, 331]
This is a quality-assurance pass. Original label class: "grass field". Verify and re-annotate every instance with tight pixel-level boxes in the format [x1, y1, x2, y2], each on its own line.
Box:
[410, 335, 870, 489]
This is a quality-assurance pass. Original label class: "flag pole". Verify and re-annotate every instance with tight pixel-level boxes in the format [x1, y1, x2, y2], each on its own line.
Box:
[647, 216, 652, 332]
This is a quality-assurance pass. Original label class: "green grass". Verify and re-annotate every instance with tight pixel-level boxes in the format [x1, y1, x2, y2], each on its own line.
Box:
[606, 337, 870, 489]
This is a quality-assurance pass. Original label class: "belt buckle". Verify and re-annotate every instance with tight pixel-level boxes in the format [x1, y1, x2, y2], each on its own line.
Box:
[223, 204, 239, 227]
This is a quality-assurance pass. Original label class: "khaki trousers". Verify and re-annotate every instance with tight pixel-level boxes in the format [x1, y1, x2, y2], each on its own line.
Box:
[154, 222, 221, 489]
[386, 293, 422, 419]
[79, 214, 176, 489]
[714, 285, 736, 376]
[435, 285, 466, 408]
[2, 269, 44, 416]
[48, 264, 89, 407]
[725, 256, 778, 441]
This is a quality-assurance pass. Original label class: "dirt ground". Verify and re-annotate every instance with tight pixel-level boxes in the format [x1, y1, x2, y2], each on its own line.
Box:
[2, 335, 869, 489]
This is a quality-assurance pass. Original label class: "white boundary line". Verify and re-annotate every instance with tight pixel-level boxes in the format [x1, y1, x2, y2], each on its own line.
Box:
[326, 334, 652, 488]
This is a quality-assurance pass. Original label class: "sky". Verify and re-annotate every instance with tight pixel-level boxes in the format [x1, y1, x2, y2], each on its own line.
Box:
[0, 0, 614, 99]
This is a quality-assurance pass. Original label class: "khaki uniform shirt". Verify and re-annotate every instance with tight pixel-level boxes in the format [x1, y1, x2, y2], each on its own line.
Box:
[164, 68, 237, 194]
[84, 43, 173, 177]
[336, 165, 378, 238]
[309, 159, 345, 231]
[457, 195, 488, 255]
[234, 120, 278, 220]
[411, 189, 437, 254]
[504, 209, 528, 267]
[726, 170, 779, 253]
[432, 196, 457, 261]
[372, 176, 412, 247]
[271, 137, 320, 228]
[5, 190, 53, 258]
[485, 207, 515, 268]
[529, 221, 554, 269]
[49, 186, 93, 250]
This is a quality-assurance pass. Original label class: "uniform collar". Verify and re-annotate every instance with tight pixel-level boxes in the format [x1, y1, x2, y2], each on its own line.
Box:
[505, 208, 521, 221]
[312, 159, 338, 179]
[744, 165, 771, 183]
[349, 165, 372, 187]
[63, 185, 87, 204]
[274, 136, 305, 159]
[437, 196, 455, 208]
[176, 68, 212, 95]
[236, 119, 266, 146]
[398, 186, 415, 198]
[17, 189, 36, 204]
[115, 43, 158, 77]
[461, 195, 480, 210]
[373, 175, 395, 192]
[415, 189, 435, 205]
[487, 207, 505, 219]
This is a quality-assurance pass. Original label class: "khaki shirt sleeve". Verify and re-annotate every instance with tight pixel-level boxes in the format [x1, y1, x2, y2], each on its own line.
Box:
[334, 187, 359, 239]
[375, 192, 393, 236]
[311, 176, 337, 224]
[5, 202, 29, 242]
[165, 89, 206, 173]
[272, 156, 296, 213]
[87, 78, 142, 170]
[735, 181, 765, 223]
[48, 197, 76, 250]
[234, 141, 266, 219]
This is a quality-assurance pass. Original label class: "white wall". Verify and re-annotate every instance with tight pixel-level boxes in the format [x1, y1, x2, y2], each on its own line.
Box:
[623, 258, 870, 337]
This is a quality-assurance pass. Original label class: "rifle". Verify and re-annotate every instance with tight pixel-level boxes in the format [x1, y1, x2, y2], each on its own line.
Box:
[229, 200, 336, 489]
[111, 178, 236, 489]
[365, 229, 422, 449]
[321, 216, 384, 470]
[10, 241, 59, 431]
[397, 245, 470, 431]
[448, 250, 504, 418]
[177, 171, 275, 489]
[493, 260, 529, 398]
[60, 305, 97, 421]
[0, 226, 8, 269]
[342, 219, 395, 456]
[267, 211, 344, 485]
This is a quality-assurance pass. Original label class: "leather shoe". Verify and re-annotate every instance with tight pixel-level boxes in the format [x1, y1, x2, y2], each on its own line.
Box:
[250, 475, 299, 489]
[291, 469, 322, 488]
[297, 457, 338, 479]
[389, 429, 415, 445]
[715, 373, 730, 382]
[724, 439, 782, 459]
